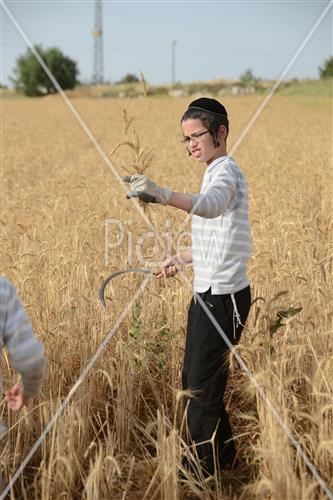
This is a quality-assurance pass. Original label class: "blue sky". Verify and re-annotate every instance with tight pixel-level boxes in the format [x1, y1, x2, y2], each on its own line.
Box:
[1, 1, 332, 87]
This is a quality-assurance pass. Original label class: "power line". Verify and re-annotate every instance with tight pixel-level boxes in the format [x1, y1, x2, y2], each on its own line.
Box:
[178, 43, 329, 56]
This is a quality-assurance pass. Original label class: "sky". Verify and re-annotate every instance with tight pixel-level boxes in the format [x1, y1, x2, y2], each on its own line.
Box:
[1, 1, 332, 87]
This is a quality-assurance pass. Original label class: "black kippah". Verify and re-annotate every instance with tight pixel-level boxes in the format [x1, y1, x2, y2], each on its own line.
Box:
[188, 97, 228, 118]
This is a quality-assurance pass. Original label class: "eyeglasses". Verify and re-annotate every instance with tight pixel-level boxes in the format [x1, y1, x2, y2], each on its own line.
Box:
[181, 130, 210, 145]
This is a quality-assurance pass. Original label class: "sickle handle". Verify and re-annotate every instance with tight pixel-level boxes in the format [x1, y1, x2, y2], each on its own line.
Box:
[152, 267, 162, 276]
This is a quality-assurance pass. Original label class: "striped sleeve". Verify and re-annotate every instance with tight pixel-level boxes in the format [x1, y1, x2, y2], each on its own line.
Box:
[0, 277, 45, 397]
[190, 165, 236, 218]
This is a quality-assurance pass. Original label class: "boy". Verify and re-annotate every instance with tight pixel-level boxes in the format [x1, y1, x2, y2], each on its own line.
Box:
[123, 98, 252, 477]
[0, 276, 46, 437]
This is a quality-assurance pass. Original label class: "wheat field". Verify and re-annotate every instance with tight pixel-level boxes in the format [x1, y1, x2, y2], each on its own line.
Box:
[1, 93, 332, 499]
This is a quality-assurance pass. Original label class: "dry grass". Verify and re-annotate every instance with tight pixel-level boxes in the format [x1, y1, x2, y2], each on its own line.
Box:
[1, 94, 332, 499]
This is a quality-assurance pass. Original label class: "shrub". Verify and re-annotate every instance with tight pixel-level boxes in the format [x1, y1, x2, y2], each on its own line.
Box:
[319, 56, 333, 78]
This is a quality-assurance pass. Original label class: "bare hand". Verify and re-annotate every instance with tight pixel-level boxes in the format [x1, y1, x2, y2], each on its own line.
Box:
[5, 383, 31, 411]
[155, 257, 179, 279]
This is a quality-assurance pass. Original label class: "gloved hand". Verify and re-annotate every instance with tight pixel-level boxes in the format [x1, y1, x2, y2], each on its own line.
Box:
[122, 175, 172, 205]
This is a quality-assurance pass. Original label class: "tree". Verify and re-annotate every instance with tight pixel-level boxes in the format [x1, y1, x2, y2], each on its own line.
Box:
[12, 45, 78, 96]
[117, 73, 139, 84]
[318, 56, 333, 79]
[239, 68, 256, 84]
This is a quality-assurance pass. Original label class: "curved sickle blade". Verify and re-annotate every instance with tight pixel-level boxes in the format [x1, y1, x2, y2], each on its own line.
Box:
[99, 268, 155, 308]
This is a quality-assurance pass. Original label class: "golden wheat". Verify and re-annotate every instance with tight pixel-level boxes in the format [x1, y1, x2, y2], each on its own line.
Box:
[1, 94, 332, 499]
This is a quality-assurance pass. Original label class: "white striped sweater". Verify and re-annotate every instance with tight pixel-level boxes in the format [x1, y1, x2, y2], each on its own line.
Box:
[190, 156, 252, 294]
[0, 277, 45, 420]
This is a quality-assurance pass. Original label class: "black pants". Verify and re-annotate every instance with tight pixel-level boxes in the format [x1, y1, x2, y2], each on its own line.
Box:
[182, 286, 251, 477]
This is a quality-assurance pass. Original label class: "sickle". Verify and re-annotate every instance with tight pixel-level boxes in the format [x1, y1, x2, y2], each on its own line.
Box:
[99, 268, 160, 308]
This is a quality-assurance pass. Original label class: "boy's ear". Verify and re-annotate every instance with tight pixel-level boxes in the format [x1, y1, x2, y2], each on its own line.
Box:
[219, 124, 228, 141]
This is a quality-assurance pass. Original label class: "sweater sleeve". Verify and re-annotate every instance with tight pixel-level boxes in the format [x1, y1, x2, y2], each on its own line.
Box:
[1, 278, 45, 397]
[189, 165, 237, 219]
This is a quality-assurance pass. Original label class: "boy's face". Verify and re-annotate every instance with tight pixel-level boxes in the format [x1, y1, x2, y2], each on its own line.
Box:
[181, 118, 227, 165]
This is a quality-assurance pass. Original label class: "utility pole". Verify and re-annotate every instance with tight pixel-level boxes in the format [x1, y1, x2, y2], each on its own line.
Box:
[171, 40, 177, 86]
[92, 0, 104, 85]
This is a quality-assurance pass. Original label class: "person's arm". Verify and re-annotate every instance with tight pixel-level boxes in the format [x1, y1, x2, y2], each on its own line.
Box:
[123, 170, 237, 218]
[1, 278, 45, 410]
[167, 192, 193, 213]
[186, 167, 237, 218]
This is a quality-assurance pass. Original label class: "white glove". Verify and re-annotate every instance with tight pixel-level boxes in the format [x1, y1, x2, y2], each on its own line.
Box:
[122, 175, 172, 205]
